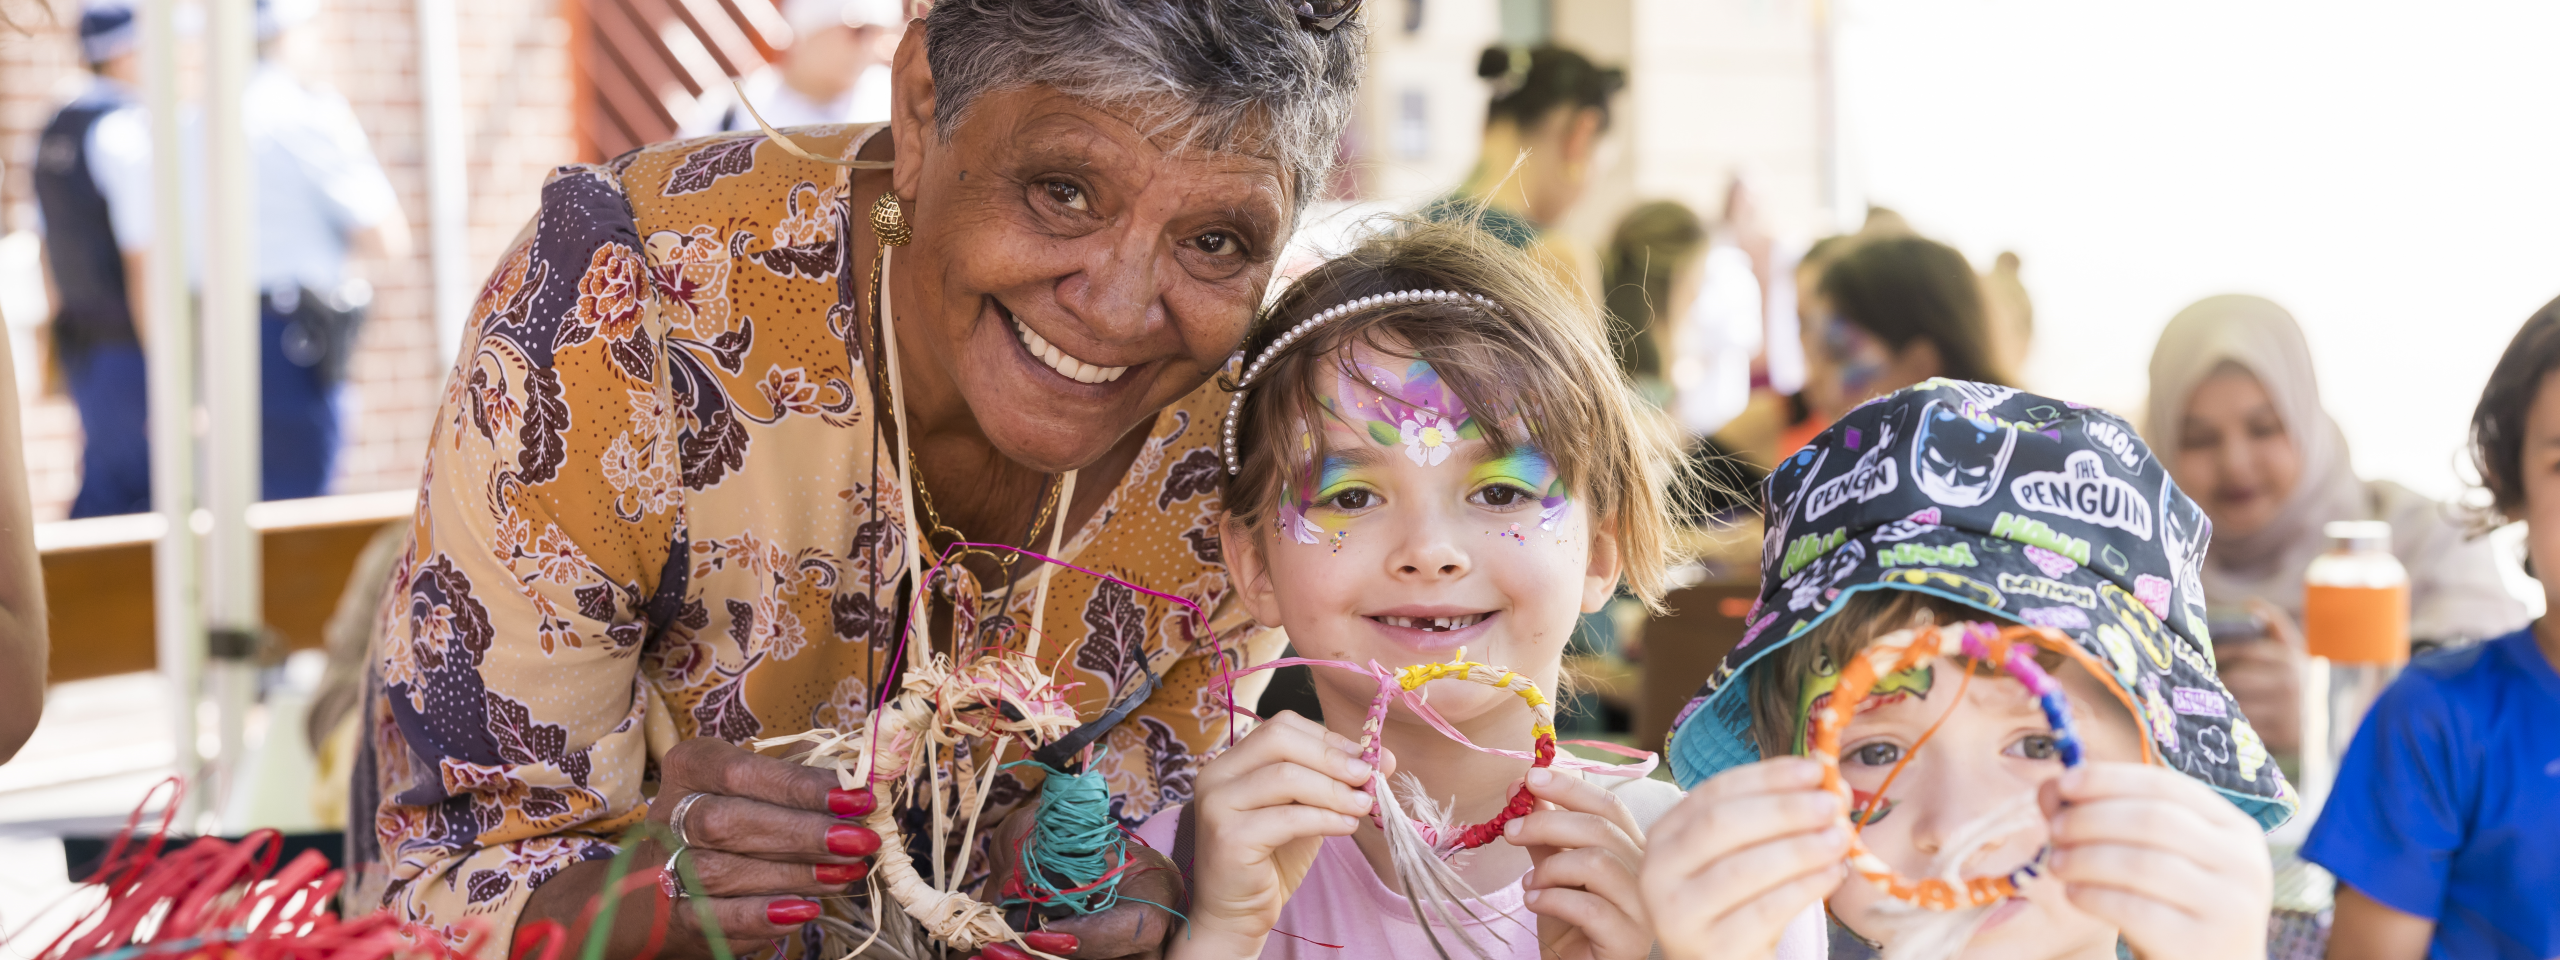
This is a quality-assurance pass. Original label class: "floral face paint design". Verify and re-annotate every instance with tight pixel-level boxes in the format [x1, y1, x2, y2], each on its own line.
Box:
[1331, 358, 1481, 467]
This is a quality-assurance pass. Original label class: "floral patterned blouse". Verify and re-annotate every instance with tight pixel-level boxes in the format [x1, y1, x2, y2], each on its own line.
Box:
[363, 123, 1269, 944]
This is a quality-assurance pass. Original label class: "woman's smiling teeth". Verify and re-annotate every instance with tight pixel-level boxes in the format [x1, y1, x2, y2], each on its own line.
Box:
[1372, 613, 1490, 632]
[1014, 317, 1129, 385]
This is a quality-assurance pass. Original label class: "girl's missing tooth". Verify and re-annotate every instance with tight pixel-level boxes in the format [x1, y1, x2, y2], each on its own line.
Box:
[1148, 221, 1823, 960]
[1645, 381, 2292, 960]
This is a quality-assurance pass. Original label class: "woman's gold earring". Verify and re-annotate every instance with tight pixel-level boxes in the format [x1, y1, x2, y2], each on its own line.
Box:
[870, 192, 912, 247]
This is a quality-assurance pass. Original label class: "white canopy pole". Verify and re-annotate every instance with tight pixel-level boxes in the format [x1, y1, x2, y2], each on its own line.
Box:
[417, 0, 470, 364]
[202, 0, 262, 819]
[142, 0, 204, 827]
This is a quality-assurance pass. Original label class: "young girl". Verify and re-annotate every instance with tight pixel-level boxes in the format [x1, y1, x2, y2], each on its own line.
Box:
[1146, 222, 1822, 960]
[1642, 380, 2293, 960]
[2303, 296, 2560, 960]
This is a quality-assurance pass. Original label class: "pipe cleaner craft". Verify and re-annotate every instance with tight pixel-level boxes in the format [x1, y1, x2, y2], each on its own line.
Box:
[1228, 650, 1655, 960]
[1805, 621, 2154, 913]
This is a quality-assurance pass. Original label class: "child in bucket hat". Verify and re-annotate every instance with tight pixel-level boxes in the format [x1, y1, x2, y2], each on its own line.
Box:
[1640, 379, 2295, 960]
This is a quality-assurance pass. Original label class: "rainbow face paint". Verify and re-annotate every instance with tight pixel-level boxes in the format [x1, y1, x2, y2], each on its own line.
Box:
[1471, 447, 1572, 531]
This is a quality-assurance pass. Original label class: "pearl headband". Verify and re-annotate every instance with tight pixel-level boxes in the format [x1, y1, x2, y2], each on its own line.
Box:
[1220, 288, 1505, 475]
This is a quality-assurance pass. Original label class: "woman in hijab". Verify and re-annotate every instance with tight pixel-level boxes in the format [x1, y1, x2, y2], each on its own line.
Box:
[2147, 295, 2526, 645]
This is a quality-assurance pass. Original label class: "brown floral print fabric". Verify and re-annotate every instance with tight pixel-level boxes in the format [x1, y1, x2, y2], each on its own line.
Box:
[366, 124, 1271, 946]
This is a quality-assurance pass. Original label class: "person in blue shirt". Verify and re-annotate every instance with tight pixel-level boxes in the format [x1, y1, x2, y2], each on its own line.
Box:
[2304, 293, 2560, 960]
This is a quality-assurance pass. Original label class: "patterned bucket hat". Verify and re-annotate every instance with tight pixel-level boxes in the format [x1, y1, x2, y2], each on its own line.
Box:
[1666, 379, 2297, 830]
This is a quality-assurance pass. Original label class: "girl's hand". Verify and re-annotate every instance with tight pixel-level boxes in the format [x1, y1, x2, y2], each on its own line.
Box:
[1638, 759, 1849, 960]
[1173, 711, 1379, 960]
[1505, 768, 1651, 960]
[2040, 762, 2273, 960]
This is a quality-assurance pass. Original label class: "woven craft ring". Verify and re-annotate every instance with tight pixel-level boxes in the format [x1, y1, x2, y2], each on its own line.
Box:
[758, 654, 1082, 955]
[1360, 652, 1557, 850]
[1220, 288, 1506, 475]
[1804, 622, 2130, 911]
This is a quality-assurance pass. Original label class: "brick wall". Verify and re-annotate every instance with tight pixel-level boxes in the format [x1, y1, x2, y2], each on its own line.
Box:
[1, 0, 581, 520]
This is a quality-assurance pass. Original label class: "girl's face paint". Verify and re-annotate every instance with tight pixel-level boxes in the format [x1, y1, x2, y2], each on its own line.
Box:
[1233, 344, 1621, 730]
[1472, 448, 1573, 532]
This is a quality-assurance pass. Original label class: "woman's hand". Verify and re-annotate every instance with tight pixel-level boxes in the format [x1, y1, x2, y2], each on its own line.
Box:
[1171, 712, 1378, 960]
[519, 737, 882, 958]
[1638, 758, 1848, 960]
[2213, 599, 2304, 755]
[1505, 768, 1651, 960]
[2040, 762, 2273, 960]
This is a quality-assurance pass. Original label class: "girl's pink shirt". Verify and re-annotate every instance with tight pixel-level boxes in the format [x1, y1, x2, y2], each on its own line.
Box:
[1137, 802, 1828, 960]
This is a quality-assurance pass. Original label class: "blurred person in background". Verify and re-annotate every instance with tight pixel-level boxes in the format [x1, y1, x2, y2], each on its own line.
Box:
[1799, 234, 2005, 424]
[1980, 249, 2034, 381]
[679, 0, 905, 136]
[87, 0, 410, 502]
[32, 2, 148, 517]
[1600, 199, 1762, 519]
[2144, 295, 2527, 756]
[1774, 208, 1919, 456]
[1429, 43, 1623, 290]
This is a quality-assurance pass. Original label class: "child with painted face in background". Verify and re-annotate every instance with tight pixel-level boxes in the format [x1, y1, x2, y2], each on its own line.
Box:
[1149, 222, 1828, 960]
[1643, 381, 2293, 960]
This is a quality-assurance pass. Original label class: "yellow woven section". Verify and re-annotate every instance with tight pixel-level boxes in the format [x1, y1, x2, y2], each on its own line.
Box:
[1393, 656, 1551, 712]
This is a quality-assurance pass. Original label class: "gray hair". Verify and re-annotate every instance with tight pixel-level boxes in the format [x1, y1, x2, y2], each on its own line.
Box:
[924, 0, 1364, 213]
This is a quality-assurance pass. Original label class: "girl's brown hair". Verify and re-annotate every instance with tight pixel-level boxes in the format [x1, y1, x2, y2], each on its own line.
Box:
[1220, 218, 1690, 609]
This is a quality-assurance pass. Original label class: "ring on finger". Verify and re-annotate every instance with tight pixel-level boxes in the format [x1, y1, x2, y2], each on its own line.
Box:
[668, 791, 710, 848]
[660, 845, 694, 901]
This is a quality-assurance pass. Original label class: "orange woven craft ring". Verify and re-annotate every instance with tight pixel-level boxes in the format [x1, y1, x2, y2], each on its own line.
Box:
[1804, 622, 2150, 910]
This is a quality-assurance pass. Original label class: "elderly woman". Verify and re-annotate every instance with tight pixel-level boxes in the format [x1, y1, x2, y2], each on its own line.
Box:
[359, 2, 1361, 955]
[2144, 296, 2528, 749]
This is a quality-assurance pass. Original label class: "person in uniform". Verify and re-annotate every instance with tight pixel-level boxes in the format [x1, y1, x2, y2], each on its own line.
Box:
[34, 2, 149, 517]
[85, 0, 411, 501]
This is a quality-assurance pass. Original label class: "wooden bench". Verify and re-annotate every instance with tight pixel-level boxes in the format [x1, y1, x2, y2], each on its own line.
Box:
[37, 490, 415, 682]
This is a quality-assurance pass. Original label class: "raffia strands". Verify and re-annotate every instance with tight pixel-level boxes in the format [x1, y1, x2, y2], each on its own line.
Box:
[1376, 770, 1513, 960]
[749, 651, 1084, 956]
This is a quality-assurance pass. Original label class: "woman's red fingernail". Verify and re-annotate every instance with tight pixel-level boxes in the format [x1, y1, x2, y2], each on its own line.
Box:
[829, 787, 876, 817]
[982, 942, 1033, 960]
[766, 899, 821, 925]
[827, 823, 882, 857]
[1022, 931, 1078, 954]
[815, 862, 870, 884]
